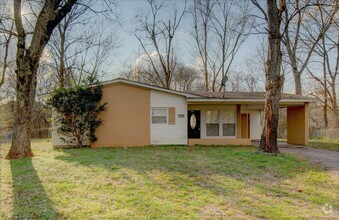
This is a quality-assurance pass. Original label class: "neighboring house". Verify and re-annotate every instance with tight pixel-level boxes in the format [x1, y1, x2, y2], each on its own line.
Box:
[52, 78, 314, 147]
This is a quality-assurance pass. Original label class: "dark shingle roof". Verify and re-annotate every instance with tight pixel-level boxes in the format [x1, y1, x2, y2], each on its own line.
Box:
[190, 91, 315, 101]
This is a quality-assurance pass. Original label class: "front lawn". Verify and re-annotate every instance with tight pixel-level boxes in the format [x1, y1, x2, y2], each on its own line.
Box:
[278, 138, 339, 151]
[308, 138, 339, 151]
[1, 140, 338, 219]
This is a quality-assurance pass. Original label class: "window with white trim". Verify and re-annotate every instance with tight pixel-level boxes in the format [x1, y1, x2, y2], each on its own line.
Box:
[151, 108, 167, 124]
[205, 110, 236, 137]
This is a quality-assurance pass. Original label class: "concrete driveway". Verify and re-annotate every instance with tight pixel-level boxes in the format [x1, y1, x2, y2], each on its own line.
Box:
[252, 141, 339, 179]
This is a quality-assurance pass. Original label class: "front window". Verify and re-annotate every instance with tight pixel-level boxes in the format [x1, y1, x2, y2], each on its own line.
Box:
[206, 110, 219, 136]
[221, 110, 236, 136]
[152, 108, 167, 124]
[205, 110, 236, 137]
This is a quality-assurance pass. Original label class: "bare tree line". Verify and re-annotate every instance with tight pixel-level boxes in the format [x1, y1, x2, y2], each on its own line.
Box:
[129, 0, 252, 92]
[128, 0, 338, 133]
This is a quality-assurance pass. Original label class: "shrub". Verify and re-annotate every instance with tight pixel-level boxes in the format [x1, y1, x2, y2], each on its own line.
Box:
[47, 78, 106, 147]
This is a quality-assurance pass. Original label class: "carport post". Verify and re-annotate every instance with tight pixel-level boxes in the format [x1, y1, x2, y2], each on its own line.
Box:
[287, 103, 309, 145]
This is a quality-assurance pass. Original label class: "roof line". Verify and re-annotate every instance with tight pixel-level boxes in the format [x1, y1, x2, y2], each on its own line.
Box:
[101, 78, 200, 98]
[187, 98, 314, 103]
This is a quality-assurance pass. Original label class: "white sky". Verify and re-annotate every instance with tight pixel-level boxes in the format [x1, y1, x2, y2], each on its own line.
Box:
[113, 0, 262, 77]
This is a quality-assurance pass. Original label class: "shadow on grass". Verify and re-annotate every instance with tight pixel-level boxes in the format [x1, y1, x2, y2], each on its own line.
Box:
[10, 158, 62, 219]
[55, 146, 312, 192]
[53, 146, 335, 218]
[56, 146, 310, 172]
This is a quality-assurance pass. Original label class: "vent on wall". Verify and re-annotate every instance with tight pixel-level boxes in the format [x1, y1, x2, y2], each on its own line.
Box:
[178, 114, 185, 118]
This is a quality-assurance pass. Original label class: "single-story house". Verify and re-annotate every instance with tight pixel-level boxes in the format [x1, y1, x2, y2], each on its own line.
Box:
[52, 78, 314, 148]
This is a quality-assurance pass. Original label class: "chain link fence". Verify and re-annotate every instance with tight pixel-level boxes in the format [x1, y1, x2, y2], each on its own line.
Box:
[1, 128, 52, 143]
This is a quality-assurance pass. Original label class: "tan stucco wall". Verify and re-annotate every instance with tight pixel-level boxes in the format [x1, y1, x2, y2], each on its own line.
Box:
[188, 138, 251, 146]
[236, 104, 242, 138]
[287, 103, 309, 145]
[91, 83, 151, 147]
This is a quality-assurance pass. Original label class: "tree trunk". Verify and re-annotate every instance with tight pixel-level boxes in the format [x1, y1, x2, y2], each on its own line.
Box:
[323, 68, 328, 129]
[211, 77, 216, 92]
[259, 88, 281, 153]
[293, 71, 302, 95]
[6, 68, 36, 159]
[258, 0, 285, 154]
[6, 0, 77, 159]
[332, 85, 338, 128]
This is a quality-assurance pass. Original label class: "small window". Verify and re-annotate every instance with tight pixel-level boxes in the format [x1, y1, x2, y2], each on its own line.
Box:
[190, 114, 197, 129]
[152, 108, 167, 124]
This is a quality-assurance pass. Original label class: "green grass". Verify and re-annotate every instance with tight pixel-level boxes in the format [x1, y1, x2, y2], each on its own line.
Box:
[308, 138, 339, 151]
[278, 138, 339, 151]
[1, 140, 338, 219]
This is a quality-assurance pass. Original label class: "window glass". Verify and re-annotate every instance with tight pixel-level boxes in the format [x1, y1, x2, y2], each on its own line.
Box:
[206, 110, 219, 136]
[221, 110, 235, 123]
[152, 108, 167, 124]
[206, 110, 236, 137]
[221, 110, 236, 136]
[206, 110, 219, 123]
[223, 124, 235, 136]
[206, 124, 219, 136]
[190, 114, 197, 129]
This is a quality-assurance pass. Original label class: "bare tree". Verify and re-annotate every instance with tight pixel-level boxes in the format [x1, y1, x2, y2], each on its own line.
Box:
[0, 1, 15, 88]
[4, 0, 116, 159]
[5, 0, 78, 159]
[48, 5, 119, 88]
[0, 25, 14, 88]
[134, 0, 187, 89]
[251, 0, 286, 154]
[241, 55, 265, 92]
[173, 64, 200, 91]
[226, 71, 242, 92]
[282, 0, 338, 95]
[192, 0, 251, 92]
[306, 17, 338, 128]
[192, 0, 213, 91]
[48, 5, 88, 87]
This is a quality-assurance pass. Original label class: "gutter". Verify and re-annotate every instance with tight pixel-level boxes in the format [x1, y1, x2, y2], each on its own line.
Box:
[187, 98, 315, 104]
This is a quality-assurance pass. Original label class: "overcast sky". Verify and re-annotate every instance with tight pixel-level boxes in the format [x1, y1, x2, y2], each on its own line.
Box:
[111, 0, 263, 79]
